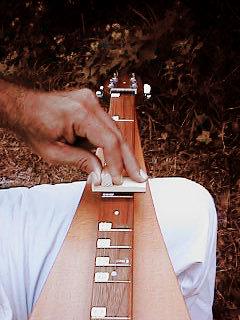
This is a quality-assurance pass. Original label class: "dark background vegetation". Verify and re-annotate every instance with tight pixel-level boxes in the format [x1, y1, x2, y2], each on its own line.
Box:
[0, 0, 239, 319]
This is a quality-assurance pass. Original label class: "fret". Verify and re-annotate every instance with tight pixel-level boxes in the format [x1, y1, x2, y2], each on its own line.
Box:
[95, 251, 132, 267]
[91, 305, 130, 320]
[98, 222, 132, 232]
[97, 243, 132, 249]
[101, 193, 133, 199]
[97, 233, 132, 249]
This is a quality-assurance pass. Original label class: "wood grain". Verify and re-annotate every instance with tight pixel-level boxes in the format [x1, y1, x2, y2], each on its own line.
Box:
[92, 283, 130, 317]
[133, 125, 190, 320]
[30, 186, 100, 319]
[90, 191, 134, 319]
[100, 198, 133, 228]
[110, 96, 136, 121]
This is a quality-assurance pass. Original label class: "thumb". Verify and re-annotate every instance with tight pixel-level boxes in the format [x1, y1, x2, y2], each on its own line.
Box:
[42, 142, 102, 185]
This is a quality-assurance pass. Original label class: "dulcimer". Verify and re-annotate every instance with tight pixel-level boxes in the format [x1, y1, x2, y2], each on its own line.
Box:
[30, 74, 190, 320]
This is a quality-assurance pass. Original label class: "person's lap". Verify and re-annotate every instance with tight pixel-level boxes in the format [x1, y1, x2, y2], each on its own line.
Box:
[0, 178, 217, 320]
[149, 178, 217, 320]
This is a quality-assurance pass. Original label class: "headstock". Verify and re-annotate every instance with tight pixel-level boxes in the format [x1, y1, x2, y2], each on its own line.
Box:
[96, 72, 151, 99]
[93, 71, 149, 194]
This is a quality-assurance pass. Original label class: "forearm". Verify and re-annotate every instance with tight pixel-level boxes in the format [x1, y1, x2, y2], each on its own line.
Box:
[0, 80, 33, 135]
[0, 81, 147, 182]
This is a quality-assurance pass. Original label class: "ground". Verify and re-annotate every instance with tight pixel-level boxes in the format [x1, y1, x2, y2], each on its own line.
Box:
[0, 1, 239, 319]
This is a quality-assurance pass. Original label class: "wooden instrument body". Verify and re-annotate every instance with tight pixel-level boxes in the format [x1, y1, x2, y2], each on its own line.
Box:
[30, 78, 190, 320]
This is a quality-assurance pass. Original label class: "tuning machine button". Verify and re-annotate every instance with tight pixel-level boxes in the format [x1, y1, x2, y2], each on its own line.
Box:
[96, 85, 104, 98]
[144, 84, 151, 99]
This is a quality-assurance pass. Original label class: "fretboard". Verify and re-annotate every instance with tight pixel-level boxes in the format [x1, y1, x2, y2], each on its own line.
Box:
[90, 94, 136, 320]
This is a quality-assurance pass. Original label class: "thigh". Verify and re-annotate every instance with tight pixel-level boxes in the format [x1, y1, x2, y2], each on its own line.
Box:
[0, 182, 85, 320]
[0, 178, 217, 320]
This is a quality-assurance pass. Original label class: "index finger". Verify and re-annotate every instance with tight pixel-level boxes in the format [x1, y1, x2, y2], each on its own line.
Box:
[73, 111, 124, 185]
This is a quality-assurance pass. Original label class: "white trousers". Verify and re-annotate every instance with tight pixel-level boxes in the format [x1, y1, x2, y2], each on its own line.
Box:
[0, 178, 217, 320]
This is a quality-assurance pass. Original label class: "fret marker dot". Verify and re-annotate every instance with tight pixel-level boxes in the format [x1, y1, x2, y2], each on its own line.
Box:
[111, 271, 117, 277]
[114, 210, 120, 216]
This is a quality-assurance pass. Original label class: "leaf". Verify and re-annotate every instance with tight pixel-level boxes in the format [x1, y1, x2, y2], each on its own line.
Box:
[193, 42, 203, 52]
[196, 130, 212, 144]
[161, 132, 168, 140]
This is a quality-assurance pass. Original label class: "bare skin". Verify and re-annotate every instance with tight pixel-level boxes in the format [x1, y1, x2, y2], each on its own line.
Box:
[0, 80, 147, 185]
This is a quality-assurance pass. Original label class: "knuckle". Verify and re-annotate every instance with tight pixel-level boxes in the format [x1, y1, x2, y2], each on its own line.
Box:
[81, 88, 95, 100]
[71, 103, 90, 123]
[81, 88, 98, 107]
[75, 153, 98, 173]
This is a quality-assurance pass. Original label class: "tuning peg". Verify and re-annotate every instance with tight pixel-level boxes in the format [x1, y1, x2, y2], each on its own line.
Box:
[112, 73, 118, 85]
[130, 73, 138, 89]
[96, 85, 104, 98]
[130, 73, 136, 81]
[144, 84, 151, 99]
[108, 78, 115, 89]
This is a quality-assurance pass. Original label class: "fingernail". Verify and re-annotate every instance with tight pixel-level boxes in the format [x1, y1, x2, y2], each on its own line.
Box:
[139, 169, 148, 181]
[113, 175, 123, 185]
[101, 172, 113, 187]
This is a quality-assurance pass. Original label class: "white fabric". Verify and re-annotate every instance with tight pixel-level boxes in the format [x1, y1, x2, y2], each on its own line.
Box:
[149, 178, 217, 320]
[0, 178, 217, 320]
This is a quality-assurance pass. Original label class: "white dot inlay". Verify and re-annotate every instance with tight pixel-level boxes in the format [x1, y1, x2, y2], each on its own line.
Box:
[111, 271, 118, 277]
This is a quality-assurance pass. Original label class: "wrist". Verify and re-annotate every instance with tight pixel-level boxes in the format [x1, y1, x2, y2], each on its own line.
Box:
[0, 80, 35, 135]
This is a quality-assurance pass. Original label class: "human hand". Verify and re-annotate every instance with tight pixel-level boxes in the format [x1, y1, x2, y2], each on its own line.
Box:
[6, 86, 147, 185]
